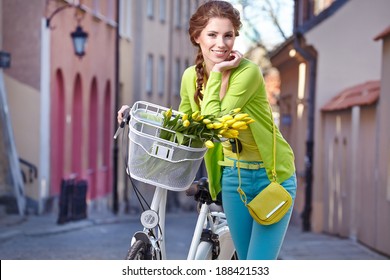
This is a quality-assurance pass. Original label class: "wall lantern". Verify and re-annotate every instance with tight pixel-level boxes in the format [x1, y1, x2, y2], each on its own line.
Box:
[70, 25, 88, 58]
[46, 2, 88, 58]
[0, 51, 11, 68]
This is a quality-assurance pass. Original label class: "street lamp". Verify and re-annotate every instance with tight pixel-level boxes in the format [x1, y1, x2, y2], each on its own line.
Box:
[46, 2, 88, 58]
[70, 25, 88, 58]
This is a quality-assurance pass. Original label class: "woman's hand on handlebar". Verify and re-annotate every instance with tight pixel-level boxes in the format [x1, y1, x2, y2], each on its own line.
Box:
[117, 105, 130, 124]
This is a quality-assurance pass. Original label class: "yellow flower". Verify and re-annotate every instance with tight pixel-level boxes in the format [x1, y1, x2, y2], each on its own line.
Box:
[183, 120, 190, 127]
[245, 119, 255, 124]
[221, 129, 239, 138]
[160, 106, 252, 148]
[220, 115, 233, 122]
[237, 125, 248, 130]
[225, 119, 237, 126]
[231, 121, 247, 129]
[234, 113, 249, 121]
[163, 109, 172, 119]
[212, 122, 223, 129]
[192, 111, 200, 120]
[205, 140, 215, 149]
[195, 115, 204, 121]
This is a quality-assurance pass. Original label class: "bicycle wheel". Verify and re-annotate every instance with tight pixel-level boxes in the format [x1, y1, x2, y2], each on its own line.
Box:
[126, 240, 147, 260]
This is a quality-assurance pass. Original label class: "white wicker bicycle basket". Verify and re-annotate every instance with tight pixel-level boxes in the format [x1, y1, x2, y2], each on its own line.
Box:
[128, 101, 207, 191]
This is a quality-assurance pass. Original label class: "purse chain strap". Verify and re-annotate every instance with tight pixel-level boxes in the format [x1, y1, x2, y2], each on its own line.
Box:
[237, 105, 277, 205]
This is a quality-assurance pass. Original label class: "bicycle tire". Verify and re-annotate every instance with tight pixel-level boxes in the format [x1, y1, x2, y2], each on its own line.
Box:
[126, 240, 147, 260]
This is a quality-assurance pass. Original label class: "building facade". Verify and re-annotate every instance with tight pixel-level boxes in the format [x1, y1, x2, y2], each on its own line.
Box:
[1, 0, 208, 216]
[1, 0, 117, 214]
[270, 0, 390, 256]
[115, 0, 204, 213]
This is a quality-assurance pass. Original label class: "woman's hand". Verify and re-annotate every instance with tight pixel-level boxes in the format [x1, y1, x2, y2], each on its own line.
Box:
[212, 50, 243, 73]
[117, 105, 130, 124]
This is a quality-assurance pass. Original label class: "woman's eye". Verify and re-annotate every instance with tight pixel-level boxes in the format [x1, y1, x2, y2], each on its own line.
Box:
[208, 33, 216, 37]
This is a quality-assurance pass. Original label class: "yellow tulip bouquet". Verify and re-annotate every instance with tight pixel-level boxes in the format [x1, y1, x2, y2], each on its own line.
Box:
[127, 101, 255, 189]
[159, 108, 255, 149]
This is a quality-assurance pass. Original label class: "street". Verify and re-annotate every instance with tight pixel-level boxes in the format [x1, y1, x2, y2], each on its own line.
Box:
[0, 209, 388, 261]
[0, 211, 198, 260]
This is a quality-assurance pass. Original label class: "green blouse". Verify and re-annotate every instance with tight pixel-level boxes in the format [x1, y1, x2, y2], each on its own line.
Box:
[179, 58, 295, 199]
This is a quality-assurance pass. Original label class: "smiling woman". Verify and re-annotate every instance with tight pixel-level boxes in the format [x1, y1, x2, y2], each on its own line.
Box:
[177, 0, 297, 260]
[117, 0, 297, 260]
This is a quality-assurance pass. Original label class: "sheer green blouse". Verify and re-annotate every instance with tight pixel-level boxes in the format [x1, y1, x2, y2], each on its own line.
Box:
[179, 58, 295, 199]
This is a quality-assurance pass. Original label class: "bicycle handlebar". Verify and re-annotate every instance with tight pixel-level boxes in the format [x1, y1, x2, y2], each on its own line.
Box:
[113, 107, 131, 139]
[186, 177, 222, 206]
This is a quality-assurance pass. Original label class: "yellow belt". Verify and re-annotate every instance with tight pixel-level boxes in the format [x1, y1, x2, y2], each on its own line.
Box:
[218, 158, 264, 170]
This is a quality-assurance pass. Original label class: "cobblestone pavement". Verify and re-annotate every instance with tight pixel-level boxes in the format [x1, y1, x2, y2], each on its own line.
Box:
[0, 210, 388, 260]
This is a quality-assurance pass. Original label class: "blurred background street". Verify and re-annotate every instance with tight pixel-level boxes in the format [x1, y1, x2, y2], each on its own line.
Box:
[0, 209, 388, 260]
[1, 0, 390, 261]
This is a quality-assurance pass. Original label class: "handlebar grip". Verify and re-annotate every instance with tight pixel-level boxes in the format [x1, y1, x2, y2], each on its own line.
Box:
[120, 108, 130, 128]
[113, 107, 131, 139]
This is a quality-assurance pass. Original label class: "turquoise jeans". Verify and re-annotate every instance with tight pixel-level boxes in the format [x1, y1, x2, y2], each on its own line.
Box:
[221, 160, 297, 260]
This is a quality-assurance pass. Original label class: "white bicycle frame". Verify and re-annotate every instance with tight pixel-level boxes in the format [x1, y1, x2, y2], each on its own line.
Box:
[187, 202, 233, 260]
[116, 101, 235, 260]
[130, 185, 235, 260]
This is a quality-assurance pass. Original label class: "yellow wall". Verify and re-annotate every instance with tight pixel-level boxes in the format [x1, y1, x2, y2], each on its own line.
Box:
[4, 74, 41, 200]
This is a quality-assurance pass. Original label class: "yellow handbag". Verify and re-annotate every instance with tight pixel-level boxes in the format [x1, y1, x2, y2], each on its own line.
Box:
[245, 181, 292, 225]
[236, 108, 292, 225]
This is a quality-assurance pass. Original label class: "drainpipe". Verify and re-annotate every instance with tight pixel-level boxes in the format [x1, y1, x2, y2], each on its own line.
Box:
[293, 31, 317, 232]
[112, 0, 120, 214]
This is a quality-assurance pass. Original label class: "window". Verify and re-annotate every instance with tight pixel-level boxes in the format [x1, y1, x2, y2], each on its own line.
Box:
[158, 56, 165, 96]
[174, 0, 182, 28]
[146, 54, 154, 96]
[93, 0, 101, 14]
[159, 0, 166, 23]
[184, 0, 191, 30]
[106, 0, 115, 21]
[119, 0, 132, 39]
[174, 58, 181, 96]
[147, 0, 155, 19]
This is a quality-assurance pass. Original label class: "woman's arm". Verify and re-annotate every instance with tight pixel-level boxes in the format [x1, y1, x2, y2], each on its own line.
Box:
[201, 60, 263, 116]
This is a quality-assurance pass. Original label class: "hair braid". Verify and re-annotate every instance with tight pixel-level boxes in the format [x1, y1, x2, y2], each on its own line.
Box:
[194, 48, 204, 106]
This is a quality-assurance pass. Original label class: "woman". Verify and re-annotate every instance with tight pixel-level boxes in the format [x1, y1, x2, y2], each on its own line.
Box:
[118, 0, 297, 260]
[181, 0, 297, 260]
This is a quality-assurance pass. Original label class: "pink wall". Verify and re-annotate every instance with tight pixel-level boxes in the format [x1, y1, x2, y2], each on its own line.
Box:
[87, 78, 98, 199]
[49, 4, 116, 201]
[50, 70, 66, 195]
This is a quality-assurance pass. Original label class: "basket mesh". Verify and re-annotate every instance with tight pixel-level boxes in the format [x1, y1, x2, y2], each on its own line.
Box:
[127, 101, 207, 191]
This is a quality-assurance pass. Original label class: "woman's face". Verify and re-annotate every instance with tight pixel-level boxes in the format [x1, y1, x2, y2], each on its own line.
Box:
[195, 17, 236, 73]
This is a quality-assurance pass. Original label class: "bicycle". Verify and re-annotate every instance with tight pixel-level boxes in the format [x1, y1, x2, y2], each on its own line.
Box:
[114, 101, 237, 260]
